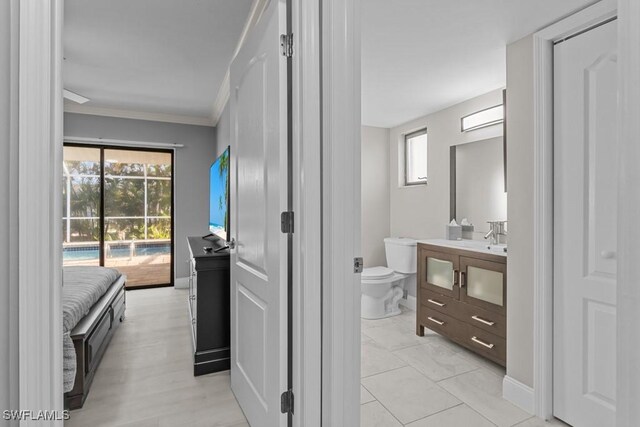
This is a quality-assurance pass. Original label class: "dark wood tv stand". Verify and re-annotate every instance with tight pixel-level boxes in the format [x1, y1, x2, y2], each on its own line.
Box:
[187, 236, 231, 376]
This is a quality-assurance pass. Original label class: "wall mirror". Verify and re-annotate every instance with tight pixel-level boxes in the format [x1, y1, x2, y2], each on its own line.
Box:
[450, 137, 507, 238]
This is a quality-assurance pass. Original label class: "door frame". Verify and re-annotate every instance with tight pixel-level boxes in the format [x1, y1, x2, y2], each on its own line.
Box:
[15, 0, 65, 419]
[531, 0, 617, 420]
[290, 0, 322, 426]
[317, 0, 362, 425]
[615, 1, 640, 425]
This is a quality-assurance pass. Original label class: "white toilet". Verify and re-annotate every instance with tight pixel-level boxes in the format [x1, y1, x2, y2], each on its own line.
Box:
[361, 237, 417, 319]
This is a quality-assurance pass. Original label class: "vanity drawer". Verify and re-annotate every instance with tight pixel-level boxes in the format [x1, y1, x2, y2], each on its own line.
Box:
[420, 287, 463, 320]
[462, 324, 506, 366]
[419, 307, 465, 338]
[461, 303, 506, 338]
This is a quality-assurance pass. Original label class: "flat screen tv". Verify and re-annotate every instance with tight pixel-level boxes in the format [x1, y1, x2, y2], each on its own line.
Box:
[209, 146, 230, 241]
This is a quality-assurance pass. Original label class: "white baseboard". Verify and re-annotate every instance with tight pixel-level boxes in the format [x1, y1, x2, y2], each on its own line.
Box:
[503, 375, 534, 414]
[174, 277, 189, 289]
[399, 295, 417, 311]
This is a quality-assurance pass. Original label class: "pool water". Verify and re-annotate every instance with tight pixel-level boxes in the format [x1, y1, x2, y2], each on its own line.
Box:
[63, 243, 171, 261]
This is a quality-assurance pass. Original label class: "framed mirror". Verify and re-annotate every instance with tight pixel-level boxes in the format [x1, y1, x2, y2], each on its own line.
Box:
[450, 137, 507, 238]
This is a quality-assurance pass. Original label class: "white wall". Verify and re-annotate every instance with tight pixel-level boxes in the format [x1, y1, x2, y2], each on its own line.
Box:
[505, 35, 535, 388]
[361, 126, 390, 268]
[389, 89, 504, 295]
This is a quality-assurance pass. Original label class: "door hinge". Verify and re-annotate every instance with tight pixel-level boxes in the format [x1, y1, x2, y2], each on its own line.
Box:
[354, 257, 363, 273]
[281, 211, 294, 234]
[280, 33, 293, 58]
[281, 389, 294, 414]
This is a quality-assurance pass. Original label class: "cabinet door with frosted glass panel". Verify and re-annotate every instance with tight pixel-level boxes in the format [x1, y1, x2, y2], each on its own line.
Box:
[459, 256, 506, 316]
[419, 249, 459, 299]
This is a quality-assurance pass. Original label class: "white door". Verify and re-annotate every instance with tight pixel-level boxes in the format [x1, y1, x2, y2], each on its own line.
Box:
[229, 1, 288, 426]
[553, 19, 617, 427]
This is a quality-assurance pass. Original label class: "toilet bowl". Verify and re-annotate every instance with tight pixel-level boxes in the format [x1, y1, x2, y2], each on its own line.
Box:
[361, 238, 417, 319]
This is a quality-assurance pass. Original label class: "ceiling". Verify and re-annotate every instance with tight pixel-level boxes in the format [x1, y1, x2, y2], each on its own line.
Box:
[362, 0, 597, 128]
[64, 0, 253, 126]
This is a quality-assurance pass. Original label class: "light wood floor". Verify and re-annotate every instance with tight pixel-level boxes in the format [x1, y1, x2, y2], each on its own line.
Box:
[66, 287, 248, 427]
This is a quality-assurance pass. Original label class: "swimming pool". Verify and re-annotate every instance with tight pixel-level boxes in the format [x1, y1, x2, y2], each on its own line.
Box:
[63, 242, 171, 261]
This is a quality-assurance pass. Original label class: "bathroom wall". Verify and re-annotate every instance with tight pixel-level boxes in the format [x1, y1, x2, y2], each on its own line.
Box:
[505, 34, 535, 388]
[361, 126, 391, 267]
[389, 89, 504, 296]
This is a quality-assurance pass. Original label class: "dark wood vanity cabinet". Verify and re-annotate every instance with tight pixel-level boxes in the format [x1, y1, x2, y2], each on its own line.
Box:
[417, 243, 507, 366]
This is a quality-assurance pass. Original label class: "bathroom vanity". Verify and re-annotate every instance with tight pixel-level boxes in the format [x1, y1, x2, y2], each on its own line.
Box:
[416, 239, 507, 366]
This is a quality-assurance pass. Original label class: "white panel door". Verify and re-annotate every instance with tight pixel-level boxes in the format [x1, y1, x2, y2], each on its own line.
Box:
[554, 20, 617, 427]
[229, 1, 288, 426]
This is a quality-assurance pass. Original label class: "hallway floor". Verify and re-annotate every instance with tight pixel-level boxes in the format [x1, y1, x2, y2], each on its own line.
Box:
[360, 307, 566, 427]
[65, 286, 566, 426]
[66, 287, 248, 427]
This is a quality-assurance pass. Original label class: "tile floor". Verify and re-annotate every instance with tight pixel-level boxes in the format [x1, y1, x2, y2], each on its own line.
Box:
[360, 307, 567, 427]
[66, 287, 565, 426]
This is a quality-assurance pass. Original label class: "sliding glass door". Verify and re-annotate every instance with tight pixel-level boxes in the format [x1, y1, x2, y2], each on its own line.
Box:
[63, 145, 174, 288]
[62, 146, 102, 266]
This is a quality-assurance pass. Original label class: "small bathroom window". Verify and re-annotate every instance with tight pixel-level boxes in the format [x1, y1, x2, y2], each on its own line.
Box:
[404, 128, 428, 186]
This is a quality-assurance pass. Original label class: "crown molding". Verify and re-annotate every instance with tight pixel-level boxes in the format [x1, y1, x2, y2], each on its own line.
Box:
[210, 0, 269, 125]
[212, 70, 230, 126]
[64, 103, 214, 127]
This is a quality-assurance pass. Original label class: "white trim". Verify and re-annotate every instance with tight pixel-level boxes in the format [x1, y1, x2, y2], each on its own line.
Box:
[399, 295, 417, 311]
[616, 0, 640, 425]
[18, 0, 64, 422]
[210, 0, 269, 125]
[503, 375, 535, 414]
[321, 0, 361, 425]
[211, 72, 230, 126]
[8, 0, 20, 413]
[64, 136, 184, 149]
[291, 0, 322, 425]
[531, 1, 617, 420]
[64, 103, 214, 127]
[174, 277, 190, 290]
[531, 31, 555, 422]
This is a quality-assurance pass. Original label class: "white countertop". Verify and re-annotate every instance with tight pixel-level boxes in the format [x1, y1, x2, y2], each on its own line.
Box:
[417, 238, 507, 257]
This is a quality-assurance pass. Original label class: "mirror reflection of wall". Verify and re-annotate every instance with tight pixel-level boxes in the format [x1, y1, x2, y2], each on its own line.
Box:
[452, 137, 507, 239]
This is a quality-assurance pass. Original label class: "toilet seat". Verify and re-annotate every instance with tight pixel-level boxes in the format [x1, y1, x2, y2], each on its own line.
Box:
[362, 266, 394, 281]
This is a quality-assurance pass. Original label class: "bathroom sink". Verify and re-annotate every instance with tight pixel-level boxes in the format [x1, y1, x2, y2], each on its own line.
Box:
[445, 240, 506, 253]
[417, 239, 507, 256]
[487, 244, 508, 253]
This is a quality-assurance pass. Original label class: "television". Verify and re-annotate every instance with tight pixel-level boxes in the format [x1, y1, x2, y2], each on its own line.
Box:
[209, 146, 230, 241]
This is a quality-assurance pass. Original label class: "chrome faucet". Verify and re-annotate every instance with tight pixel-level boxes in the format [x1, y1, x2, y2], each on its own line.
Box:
[484, 221, 507, 245]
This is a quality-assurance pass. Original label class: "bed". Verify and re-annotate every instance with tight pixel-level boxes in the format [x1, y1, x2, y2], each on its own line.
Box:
[63, 266, 126, 410]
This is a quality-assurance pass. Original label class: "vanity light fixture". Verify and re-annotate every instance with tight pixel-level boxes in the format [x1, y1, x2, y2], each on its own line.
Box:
[461, 104, 504, 132]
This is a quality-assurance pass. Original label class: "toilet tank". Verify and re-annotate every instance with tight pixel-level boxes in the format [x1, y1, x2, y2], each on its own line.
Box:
[384, 237, 417, 274]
